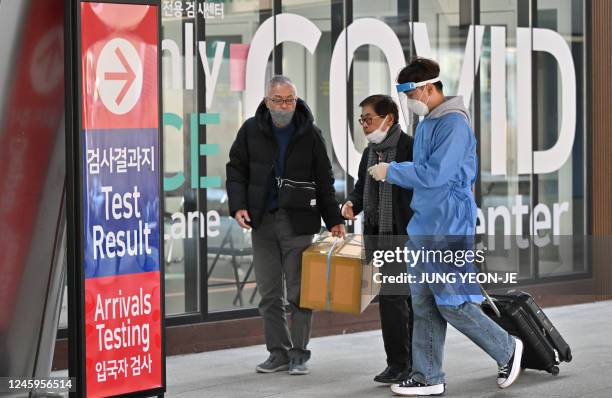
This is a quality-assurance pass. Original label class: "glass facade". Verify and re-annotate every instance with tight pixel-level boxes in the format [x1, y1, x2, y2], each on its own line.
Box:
[57, 0, 590, 328]
[204, 1, 268, 313]
[161, 2, 200, 316]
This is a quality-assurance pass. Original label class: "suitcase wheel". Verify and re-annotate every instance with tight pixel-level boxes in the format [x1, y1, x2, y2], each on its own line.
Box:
[551, 366, 560, 376]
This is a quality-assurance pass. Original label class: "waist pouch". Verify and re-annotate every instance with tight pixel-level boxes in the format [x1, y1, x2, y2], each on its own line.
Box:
[277, 177, 317, 211]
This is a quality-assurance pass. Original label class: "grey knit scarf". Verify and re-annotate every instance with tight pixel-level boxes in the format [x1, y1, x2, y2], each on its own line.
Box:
[363, 123, 401, 235]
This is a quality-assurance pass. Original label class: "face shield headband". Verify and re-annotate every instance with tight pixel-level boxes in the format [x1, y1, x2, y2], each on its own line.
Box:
[396, 76, 441, 126]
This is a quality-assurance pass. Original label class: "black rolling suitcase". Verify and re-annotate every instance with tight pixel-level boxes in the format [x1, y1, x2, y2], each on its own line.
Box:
[481, 290, 572, 376]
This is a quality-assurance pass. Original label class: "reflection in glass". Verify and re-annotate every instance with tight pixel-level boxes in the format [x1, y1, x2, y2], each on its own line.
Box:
[162, 8, 199, 315]
[205, 0, 272, 312]
[534, 0, 586, 277]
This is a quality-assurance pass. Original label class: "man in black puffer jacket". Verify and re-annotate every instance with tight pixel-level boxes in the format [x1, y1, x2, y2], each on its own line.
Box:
[226, 75, 345, 376]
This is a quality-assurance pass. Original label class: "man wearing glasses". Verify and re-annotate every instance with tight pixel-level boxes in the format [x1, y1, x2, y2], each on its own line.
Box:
[226, 75, 345, 376]
[341, 95, 414, 385]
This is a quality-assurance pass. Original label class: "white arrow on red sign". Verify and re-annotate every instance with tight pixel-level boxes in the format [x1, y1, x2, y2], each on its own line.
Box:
[96, 38, 143, 115]
[104, 47, 137, 106]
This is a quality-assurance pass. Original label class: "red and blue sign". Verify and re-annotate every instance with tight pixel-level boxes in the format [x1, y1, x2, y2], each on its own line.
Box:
[79, 3, 163, 397]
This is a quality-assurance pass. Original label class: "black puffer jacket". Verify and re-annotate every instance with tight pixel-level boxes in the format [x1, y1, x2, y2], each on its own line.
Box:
[226, 99, 344, 234]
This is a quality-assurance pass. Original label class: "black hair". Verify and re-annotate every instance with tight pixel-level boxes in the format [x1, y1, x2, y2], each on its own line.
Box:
[358, 94, 399, 124]
[397, 57, 443, 92]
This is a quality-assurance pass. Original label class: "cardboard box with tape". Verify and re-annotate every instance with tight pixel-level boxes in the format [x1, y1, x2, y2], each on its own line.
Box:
[299, 234, 379, 314]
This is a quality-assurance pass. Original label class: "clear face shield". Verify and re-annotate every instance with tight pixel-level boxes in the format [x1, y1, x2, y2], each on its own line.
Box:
[396, 76, 441, 127]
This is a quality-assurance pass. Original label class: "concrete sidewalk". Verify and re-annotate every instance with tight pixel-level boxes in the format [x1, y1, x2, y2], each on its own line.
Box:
[164, 300, 612, 398]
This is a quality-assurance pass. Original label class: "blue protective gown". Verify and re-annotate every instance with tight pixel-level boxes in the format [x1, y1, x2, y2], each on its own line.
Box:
[386, 98, 483, 305]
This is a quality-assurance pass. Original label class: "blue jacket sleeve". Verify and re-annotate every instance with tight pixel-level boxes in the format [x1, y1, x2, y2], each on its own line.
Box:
[386, 115, 471, 189]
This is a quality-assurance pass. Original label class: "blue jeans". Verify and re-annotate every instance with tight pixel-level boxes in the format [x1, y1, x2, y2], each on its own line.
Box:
[409, 290, 516, 385]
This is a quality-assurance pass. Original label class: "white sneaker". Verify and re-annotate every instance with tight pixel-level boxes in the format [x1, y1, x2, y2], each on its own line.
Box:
[391, 378, 445, 396]
[497, 337, 524, 388]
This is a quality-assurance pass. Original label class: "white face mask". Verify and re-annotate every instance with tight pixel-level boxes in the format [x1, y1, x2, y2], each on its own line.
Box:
[406, 88, 430, 116]
[365, 116, 389, 144]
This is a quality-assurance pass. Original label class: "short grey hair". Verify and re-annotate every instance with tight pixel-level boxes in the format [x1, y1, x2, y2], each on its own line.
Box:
[265, 75, 298, 97]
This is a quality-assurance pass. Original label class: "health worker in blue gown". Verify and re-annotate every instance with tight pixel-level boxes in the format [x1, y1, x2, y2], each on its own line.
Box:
[368, 57, 524, 397]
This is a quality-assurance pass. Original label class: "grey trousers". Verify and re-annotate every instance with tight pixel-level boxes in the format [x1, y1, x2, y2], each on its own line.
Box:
[251, 210, 314, 360]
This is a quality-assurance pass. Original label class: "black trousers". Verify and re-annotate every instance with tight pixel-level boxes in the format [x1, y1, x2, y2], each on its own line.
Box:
[379, 294, 413, 369]
[364, 225, 413, 370]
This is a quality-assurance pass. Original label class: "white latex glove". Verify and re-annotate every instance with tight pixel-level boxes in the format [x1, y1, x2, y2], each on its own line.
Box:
[368, 162, 389, 182]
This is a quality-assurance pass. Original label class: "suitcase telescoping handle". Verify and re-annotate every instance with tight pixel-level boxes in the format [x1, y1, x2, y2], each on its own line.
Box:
[480, 285, 501, 318]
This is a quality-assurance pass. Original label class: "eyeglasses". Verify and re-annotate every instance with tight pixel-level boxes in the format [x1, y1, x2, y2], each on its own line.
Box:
[268, 97, 297, 106]
[358, 115, 383, 126]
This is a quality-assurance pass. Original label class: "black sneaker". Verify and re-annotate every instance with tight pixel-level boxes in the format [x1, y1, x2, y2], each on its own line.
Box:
[497, 337, 524, 388]
[374, 366, 408, 384]
[288, 357, 309, 375]
[390, 378, 445, 396]
[255, 353, 289, 373]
